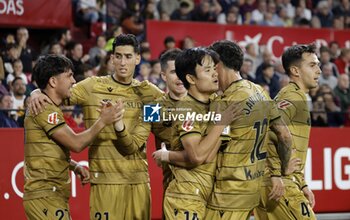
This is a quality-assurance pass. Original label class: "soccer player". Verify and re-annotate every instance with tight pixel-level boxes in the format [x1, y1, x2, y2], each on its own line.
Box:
[204, 40, 292, 220]
[23, 55, 123, 220]
[255, 44, 320, 220]
[29, 34, 163, 219]
[151, 48, 187, 192]
[153, 47, 241, 219]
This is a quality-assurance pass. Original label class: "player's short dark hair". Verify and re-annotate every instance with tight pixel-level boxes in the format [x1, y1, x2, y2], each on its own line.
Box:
[209, 40, 243, 72]
[112, 34, 140, 54]
[160, 48, 182, 72]
[33, 54, 74, 90]
[175, 47, 219, 89]
[282, 43, 316, 76]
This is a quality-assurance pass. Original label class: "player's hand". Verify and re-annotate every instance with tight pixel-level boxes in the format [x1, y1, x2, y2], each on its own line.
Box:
[152, 142, 169, 167]
[284, 158, 301, 175]
[74, 165, 90, 185]
[98, 100, 124, 126]
[269, 176, 285, 201]
[215, 100, 243, 126]
[28, 89, 52, 115]
[302, 186, 315, 208]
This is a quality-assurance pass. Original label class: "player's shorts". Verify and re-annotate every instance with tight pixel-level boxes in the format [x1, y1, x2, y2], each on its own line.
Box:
[255, 184, 316, 220]
[163, 196, 206, 220]
[90, 183, 151, 220]
[205, 207, 252, 220]
[23, 196, 71, 220]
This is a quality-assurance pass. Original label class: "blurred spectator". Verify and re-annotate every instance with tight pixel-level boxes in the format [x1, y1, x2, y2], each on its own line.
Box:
[329, 41, 340, 62]
[161, 36, 176, 55]
[333, 15, 345, 29]
[296, 0, 311, 20]
[311, 94, 328, 126]
[333, 74, 350, 113]
[141, 47, 152, 62]
[319, 46, 339, 76]
[255, 49, 274, 78]
[323, 91, 344, 126]
[97, 52, 115, 76]
[160, 11, 171, 21]
[281, 0, 295, 18]
[149, 60, 166, 91]
[159, 0, 180, 16]
[144, 0, 160, 20]
[49, 42, 63, 55]
[16, 95, 31, 127]
[104, 0, 126, 25]
[332, 0, 350, 18]
[316, 0, 334, 27]
[82, 63, 95, 79]
[239, 0, 256, 22]
[240, 58, 255, 81]
[77, 0, 100, 24]
[334, 48, 350, 74]
[135, 62, 152, 82]
[310, 15, 322, 28]
[16, 27, 34, 74]
[244, 43, 261, 79]
[89, 35, 107, 67]
[217, 4, 242, 24]
[181, 36, 196, 49]
[279, 74, 290, 89]
[0, 94, 18, 128]
[120, 1, 145, 39]
[255, 63, 280, 98]
[319, 62, 338, 89]
[192, 0, 222, 22]
[6, 59, 28, 86]
[10, 77, 26, 120]
[3, 43, 20, 76]
[251, 0, 267, 23]
[171, 0, 194, 21]
[278, 6, 294, 26]
[66, 41, 90, 80]
[105, 25, 123, 52]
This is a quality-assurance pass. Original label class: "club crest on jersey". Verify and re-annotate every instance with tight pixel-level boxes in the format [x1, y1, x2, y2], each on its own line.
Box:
[277, 100, 292, 110]
[48, 112, 59, 125]
[182, 120, 194, 132]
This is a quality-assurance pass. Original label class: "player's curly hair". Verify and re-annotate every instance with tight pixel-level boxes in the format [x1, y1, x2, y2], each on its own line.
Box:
[33, 54, 73, 90]
[175, 47, 219, 89]
[209, 40, 243, 72]
[282, 43, 316, 76]
[112, 34, 140, 54]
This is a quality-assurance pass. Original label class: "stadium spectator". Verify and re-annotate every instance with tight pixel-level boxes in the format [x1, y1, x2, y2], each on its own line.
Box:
[6, 59, 28, 86]
[10, 77, 26, 119]
[334, 48, 350, 74]
[66, 41, 90, 80]
[192, 0, 222, 22]
[240, 58, 255, 81]
[316, 0, 334, 27]
[334, 74, 350, 113]
[255, 63, 280, 98]
[97, 52, 114, 76]
[170, 0, 194, 21]
[319, 62, 338, 89]
[159, 0, 180, 16]
[89, 35, 107, 67]
[319, 46, 339, 76]
[16, 27, 34, 73]
[0, 94, 18, 128]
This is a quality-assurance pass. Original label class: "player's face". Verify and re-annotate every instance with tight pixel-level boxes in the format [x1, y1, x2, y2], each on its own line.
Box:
[163, 60, 186, 97]
[193, 55, 219, 94]
[298, 52, 321, 90]
[112, 45, 141, 83]
[55, 70, 76, 99]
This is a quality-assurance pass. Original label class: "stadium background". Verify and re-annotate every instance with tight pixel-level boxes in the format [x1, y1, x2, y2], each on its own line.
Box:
[0, 0, 350, 219]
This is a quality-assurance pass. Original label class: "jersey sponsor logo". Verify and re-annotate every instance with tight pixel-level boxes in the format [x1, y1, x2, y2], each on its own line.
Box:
[277, 100, 292, 110]
[182, 120, 194, 132]
[47, 112, 59, 125]
[143, 104, 161, 122]
[107, 87, 113, 92]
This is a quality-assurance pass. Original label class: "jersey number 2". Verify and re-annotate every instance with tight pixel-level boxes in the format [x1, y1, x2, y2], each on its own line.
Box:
[250, 118, 268, 163]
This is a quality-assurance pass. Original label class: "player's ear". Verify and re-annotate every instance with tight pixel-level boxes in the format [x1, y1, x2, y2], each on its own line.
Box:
[161, 71, 167, 82]
[185, 74, 195, 86]
[48, 76, 56, 88]
[135, 54, 141, 65]
[289, 65, 300, 77]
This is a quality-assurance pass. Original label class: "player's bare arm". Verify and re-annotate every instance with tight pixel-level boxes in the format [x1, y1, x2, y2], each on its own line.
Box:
[269, 117, 293, 175]
[51, 101, 123, 152]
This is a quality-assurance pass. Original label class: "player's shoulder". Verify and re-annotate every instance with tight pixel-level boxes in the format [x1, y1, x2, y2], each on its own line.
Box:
[276, 83, 306, 102]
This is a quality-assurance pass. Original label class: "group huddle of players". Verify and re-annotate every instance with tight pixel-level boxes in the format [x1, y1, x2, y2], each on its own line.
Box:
[23, 33, 320, 220]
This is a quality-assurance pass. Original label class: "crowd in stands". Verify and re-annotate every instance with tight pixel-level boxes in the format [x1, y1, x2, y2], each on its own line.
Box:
[0, 0, 350, 128]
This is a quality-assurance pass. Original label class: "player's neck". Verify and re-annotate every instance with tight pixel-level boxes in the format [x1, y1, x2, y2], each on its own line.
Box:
[168, 91, 187, 101]
[221, 71, 242, 91]
[42, 89, 62, 106]
[114, 74, 133, 84]
[188, 88, 210, 103]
